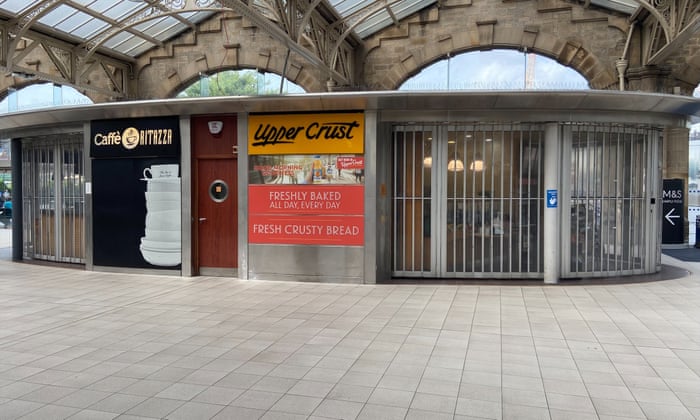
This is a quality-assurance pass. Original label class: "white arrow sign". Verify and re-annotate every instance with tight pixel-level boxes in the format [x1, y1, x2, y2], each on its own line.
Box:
[665, 207, 681, 225]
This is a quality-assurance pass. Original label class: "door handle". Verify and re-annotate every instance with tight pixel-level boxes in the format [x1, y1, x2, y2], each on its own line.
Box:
[199, 217, 207, 222]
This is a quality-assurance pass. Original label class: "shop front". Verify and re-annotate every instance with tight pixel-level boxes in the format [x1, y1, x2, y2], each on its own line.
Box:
[1, 92, 694, 283]
[21, 133, 85, 263]
[246, 112, 366, 282]
[391, 123, 544, 279]
[387, 122, 661, 280]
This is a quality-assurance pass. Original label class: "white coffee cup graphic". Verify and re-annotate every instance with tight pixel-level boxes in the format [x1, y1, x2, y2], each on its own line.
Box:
[145, 210, 180, 230]
[141, 238, 181, 251]
[144, 164, 179, 179]
[146, 200, 179, 212]
[140, 246, 180, 266]
[141, 164, 181, 267]
[146, 178, 180, 192]
[144, 228, 181, 242]
[145, 191, 180, 202]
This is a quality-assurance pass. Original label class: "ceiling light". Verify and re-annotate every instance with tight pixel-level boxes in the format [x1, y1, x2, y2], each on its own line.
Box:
[469, 159, 484, 171]
[448, 159, 464, 172]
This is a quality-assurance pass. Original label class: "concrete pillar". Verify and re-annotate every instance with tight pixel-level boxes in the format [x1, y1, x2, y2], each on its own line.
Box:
[664, 126, 690, 243]
[664, 127, 690, 180]
[363, 111, 378, 284]
[543, 123, 560, 284]
[11, 139, 21, 261]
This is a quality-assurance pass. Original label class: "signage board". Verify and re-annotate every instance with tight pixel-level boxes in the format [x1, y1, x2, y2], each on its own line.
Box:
[90, 116, 180, 158]
[249, 214, 364, 246]
[249, 185, 364, 215]
[662, 178, 684, 244]
[248, 112, 364, 155]
[546, 189, 557, 208]
[247, 119, 365, 247]
[91, 116, 182, 269]
[248, 185, 364, 245]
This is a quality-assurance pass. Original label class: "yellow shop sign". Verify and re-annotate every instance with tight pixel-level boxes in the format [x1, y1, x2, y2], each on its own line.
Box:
[248, 113, 364, 155]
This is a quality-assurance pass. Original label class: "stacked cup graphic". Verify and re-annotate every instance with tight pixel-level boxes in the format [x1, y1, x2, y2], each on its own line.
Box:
[141, 164, 181, 266]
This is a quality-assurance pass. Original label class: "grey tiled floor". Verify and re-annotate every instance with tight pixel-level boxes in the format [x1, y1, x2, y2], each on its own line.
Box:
[0, 241, 699, 419]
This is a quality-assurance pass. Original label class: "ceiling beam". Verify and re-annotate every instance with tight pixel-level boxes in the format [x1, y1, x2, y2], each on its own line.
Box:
[218, 0, 351, 85]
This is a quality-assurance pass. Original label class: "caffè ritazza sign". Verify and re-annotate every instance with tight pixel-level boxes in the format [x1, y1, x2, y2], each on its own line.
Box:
[94, 127, 174, 149]
[90, 117, 180, 158]
[248, 112, 364, 155]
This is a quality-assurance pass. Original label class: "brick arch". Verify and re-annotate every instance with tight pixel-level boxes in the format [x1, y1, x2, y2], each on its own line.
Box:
[361, 1, 625, 91]
[394, 45, 594, 91]
[134, 14, 325, 99]
[0, 80, 97, 108]
[164, 66, 307, 99]
[369, 29, 617, 91]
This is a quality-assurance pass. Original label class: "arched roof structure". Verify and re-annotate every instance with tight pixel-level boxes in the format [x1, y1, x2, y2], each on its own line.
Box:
[0, 0, 697, 100]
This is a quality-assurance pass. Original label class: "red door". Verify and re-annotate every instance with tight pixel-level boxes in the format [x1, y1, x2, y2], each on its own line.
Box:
[196, 158, 237, 270]
[192, 116, 238, 274]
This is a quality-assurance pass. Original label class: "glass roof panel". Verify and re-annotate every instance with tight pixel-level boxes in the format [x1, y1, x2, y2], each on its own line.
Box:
[37, 4, 80, 27]
[182, 11, 216, 24]
[121, 40, 154, 58]
[99, 1, 147, 21]
[103, 30, 151, 56]
[330, 0, 374, 16]
[133, 16, 185, 41]
[326, 0, 439, 38]
[51, 10, 99, 35]
[69, 16, 110, 39]
[0, 0, 43, 14]
[591, 0, 638, 14]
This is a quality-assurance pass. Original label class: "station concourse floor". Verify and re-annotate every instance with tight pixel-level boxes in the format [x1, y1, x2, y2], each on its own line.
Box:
[0, 229, 699, 419]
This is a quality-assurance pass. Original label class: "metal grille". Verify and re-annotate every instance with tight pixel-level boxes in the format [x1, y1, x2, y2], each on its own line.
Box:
[392, 127, 433, 273]
[22, 135, 85, 263]
[445, 125, 543, 276]
[393, 123, 544, 278]
[566, 124, 655, 276]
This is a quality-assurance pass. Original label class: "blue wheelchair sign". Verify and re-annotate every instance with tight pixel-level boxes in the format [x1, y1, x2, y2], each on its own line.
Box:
[546, 190, 557, 208]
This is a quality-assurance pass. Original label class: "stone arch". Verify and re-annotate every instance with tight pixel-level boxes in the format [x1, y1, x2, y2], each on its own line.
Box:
[169, 66, 304, 97]
[134, 13, 325, 99]
[369, 28, 616, 91]
[0, 81, 94, 111]
[361, 1, 625, 91]
[397, 47, 591, 90]
[0, 78, 103, 105]
[0, 79, 38, 102]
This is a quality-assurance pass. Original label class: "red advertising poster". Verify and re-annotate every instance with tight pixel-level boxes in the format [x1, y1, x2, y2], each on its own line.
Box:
[249, 215, 363, 246]
[336, 156, 364, 170]
[249, 154, 363, 185]
[249, 185, 363, 215]
[248, 184, 364, 245]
